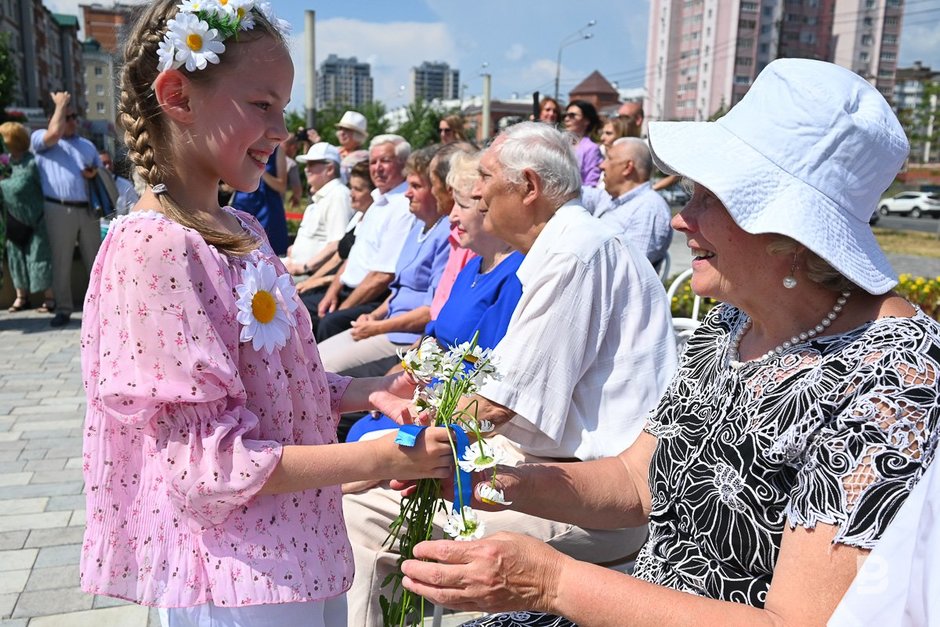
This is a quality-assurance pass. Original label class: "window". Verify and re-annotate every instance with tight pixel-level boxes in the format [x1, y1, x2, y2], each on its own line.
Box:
[96, 102, 105, 114]
[741, 2, 758, 11]
[94, 66, 103, 76]
[861, 35, 873, 46]
[735, 75, 751, 85]
[95, 84, 105, 96]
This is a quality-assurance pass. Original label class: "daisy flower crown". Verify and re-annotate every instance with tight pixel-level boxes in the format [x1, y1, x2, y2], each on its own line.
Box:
[157, 0, 291, 73]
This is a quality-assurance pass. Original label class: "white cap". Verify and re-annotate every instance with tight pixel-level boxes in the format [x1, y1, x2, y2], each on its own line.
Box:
[296, 142, 341, 165]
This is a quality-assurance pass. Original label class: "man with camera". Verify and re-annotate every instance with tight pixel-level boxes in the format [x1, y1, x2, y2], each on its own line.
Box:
[30, 91, 102, 328]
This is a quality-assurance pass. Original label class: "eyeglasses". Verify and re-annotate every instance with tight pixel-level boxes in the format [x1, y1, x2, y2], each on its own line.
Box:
[65, 113, 79, 121]
[563, 112, 580, 119]
[439, 127, 453, 134]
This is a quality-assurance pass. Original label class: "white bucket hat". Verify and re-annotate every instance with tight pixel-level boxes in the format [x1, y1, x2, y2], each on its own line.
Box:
[335, 111, 368, 137]
[648, 58, 909, 295]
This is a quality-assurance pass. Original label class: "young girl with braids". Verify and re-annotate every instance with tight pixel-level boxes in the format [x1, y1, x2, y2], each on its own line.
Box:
[79, 2, 452, 624]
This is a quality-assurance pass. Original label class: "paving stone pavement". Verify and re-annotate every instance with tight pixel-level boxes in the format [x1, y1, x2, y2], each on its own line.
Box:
[0, 310, 483, 627]
[4, 248, 937, 626]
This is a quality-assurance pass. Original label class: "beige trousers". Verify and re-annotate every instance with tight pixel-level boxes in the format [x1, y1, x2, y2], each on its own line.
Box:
[342, 435, 648, 627]
[43, 201, 101, 315]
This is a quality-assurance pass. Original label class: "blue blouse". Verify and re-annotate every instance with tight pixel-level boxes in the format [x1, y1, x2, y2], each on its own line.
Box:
[231, 149, 288, 255]
[386, 217, 451, 344]
[425, 252, 524, 351]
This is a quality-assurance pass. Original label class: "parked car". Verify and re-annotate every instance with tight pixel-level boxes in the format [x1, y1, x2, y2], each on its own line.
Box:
[659, 185, 691, 206]
[877, 191, 940, 218]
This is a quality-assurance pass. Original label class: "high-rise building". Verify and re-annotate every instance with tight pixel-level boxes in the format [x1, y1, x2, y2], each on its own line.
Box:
[410, 61, 459, 103]
[646, 0, 905, 123]
[894, 61, 939, 164]
[316, 54, 373, 109]
[80, 3, 135, 55]
[832, 0, 904, 101]
[0, 1, 84, 114]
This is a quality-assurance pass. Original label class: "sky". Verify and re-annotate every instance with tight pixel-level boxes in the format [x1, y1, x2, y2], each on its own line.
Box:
[45, 0, 940, 115]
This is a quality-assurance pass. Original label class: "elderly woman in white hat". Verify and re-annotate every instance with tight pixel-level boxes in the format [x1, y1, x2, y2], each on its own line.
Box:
[397, 58, 940, 626]
[335, 110, 368, 159]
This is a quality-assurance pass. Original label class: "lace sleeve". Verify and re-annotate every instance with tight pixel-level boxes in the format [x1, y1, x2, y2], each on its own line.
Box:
[786, 339, 940, 548]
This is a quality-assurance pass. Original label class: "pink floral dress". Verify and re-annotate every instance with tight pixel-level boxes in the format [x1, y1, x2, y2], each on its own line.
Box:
[80, 209, 353, 608]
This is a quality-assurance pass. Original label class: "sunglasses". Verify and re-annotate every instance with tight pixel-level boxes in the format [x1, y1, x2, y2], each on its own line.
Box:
[65, 113, 79, 121]
[439, 127, 453, 134]
[563, 112, 580, 119]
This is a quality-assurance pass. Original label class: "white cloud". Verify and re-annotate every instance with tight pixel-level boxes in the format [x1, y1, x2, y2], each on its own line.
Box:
[505, 43, 526, 62]
[288, 17, 458, 112]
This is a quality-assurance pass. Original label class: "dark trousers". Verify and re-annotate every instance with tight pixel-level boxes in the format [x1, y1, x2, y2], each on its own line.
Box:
[300, 283, 385, 341]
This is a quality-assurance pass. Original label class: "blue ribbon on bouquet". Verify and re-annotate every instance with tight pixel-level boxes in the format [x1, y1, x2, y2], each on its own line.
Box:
[394, 423, 473, 514]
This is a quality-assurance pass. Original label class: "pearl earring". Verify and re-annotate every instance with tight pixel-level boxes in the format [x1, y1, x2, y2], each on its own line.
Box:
[783, 255, 798, 289]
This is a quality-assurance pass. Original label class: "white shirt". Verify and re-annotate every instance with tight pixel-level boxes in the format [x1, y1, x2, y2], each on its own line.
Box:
[480, 202, 678, 460]
[288, 178, 352, 263]
[595, 182, 673, 265]
[341, 180, 415, 287]
[828, 458, 940, 627]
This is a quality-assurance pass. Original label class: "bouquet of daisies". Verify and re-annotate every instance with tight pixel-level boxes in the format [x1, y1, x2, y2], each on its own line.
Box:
[380, 334, 508, 627]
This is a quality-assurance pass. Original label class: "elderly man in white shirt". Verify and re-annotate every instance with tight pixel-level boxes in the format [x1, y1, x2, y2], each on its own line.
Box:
[342, 122, 678, 626]
[596, 137, 673, 269]
[309, 134, 416, 341]
[283, 142, 353, 276]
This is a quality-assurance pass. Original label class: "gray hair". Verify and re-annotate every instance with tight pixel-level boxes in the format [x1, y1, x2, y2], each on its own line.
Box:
[369, 134, 412, 165]
[767, 238, 857, 292]
[611, 137, 653, 181]
[491, 122, 581, 206]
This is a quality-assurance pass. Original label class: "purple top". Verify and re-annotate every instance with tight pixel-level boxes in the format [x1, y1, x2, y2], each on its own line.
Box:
[386, 217, 451, 344]
[574, 135, 603, 187]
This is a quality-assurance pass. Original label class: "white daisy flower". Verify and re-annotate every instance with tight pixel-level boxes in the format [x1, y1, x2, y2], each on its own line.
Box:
[442, 507, 486, 541]
[477, 483, 512, 506]
[166, 11, 226, 72]
[176, 0, 217, 13]
[398, 337, 442, 382]
[457, 440, 506, 474]
[156, 38, 177, 72]
[234, 260, 297, 354]
[475, 419, 495, 433]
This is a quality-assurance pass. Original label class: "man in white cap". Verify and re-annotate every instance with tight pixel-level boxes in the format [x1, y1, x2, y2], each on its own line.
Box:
[283, 142, 352, 277]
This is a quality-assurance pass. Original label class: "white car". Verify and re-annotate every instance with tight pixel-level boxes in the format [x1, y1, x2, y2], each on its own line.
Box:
[877, 191, 940, 218]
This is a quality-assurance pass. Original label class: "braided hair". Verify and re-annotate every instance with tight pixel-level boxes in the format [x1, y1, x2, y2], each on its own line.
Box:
[119, 0, 286, 255]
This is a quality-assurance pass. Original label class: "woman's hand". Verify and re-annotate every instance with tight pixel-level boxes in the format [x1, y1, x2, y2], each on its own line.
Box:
[373, 426, 454, 481]
[349, 313, 381, 341]
[401, 532, 568, 614]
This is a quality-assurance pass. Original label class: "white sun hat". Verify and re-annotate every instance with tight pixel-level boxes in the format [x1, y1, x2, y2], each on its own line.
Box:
[648, 58, 909, 295]
[335, 110, 368, 137]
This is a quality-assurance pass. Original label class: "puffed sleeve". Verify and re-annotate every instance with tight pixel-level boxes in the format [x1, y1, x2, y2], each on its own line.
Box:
[90, 217, 282, 530]
[785, 342, 940, 548]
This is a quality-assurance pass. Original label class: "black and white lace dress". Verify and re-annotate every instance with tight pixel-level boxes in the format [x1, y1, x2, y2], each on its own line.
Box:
[463, 304, 940, 627]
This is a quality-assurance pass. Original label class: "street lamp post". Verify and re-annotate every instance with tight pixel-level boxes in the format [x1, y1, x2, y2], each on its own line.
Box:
[480, 62, 492, 142]
[554, 20, 596, 102]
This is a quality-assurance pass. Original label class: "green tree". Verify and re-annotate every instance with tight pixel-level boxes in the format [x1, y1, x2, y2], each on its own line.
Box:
[395, 99, 444, 149]
[285, 102, 390, 148]
[898, 81, 940, 165]
[0, 32, 18, 113]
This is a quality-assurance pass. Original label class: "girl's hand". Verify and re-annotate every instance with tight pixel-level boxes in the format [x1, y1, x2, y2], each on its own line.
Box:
[375, 427, 454, 481]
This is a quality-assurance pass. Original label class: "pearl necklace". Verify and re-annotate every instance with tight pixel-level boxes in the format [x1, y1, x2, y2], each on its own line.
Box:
[730, 290, 851, 364]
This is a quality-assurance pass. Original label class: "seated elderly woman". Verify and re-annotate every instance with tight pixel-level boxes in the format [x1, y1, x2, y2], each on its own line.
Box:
[318, 146, 451, 377]
[345, 150, 524, 441]
[399, 58, 940, 626]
